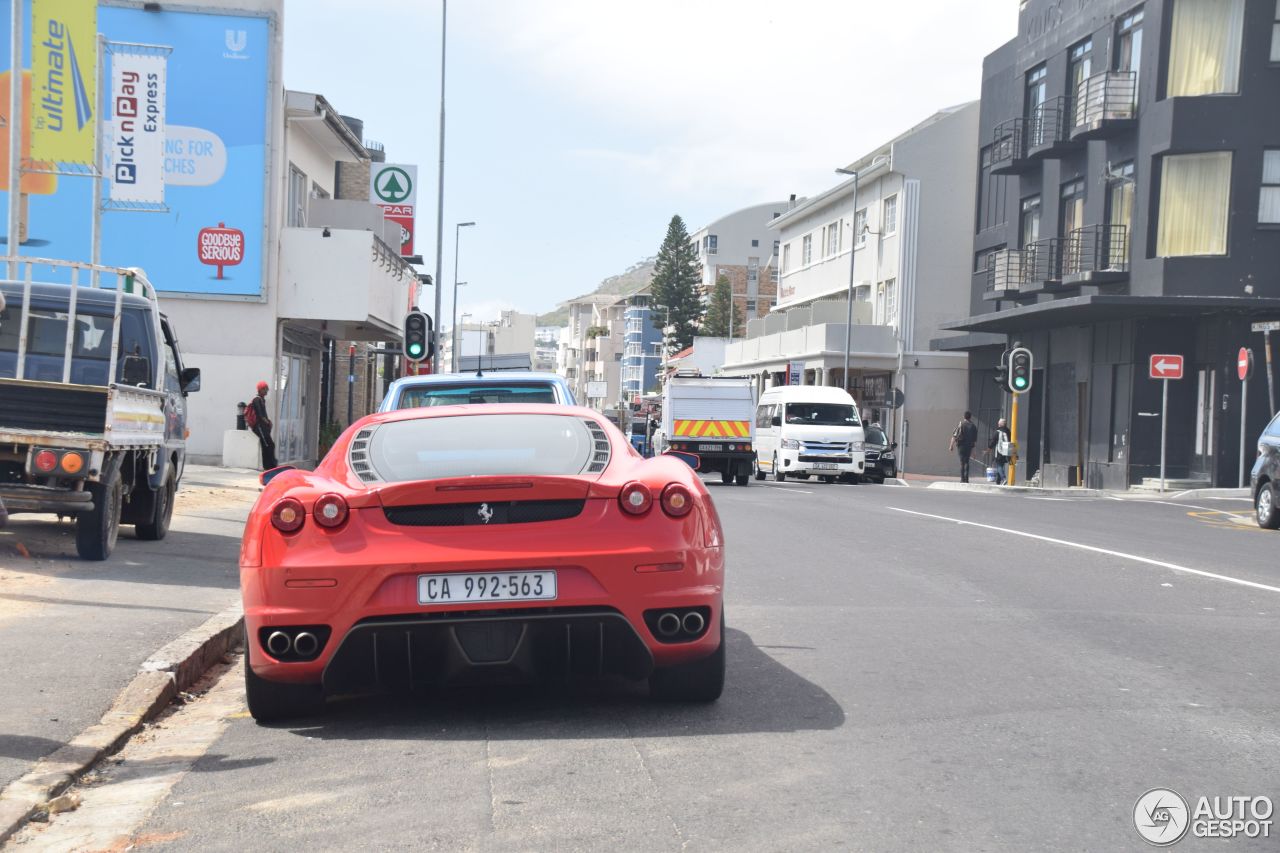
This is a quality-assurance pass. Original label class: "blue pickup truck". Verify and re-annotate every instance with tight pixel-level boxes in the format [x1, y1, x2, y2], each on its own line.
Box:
[378, 371, 577, 412]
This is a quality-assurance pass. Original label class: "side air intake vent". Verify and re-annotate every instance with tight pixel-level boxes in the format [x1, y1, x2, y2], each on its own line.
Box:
[584, 419, 611, 473]
[348, 427, 380, 483]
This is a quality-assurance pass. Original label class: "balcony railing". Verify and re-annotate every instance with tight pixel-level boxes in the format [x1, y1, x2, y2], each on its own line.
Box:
[1071, 71, 1137, 138]
[1024, 238, 1062, 289]
[984, 249, 1027, 297]
[990, 117, 1032, 175]
[1025, 96, 1077, 156]
[1061, 224, 1129, 282]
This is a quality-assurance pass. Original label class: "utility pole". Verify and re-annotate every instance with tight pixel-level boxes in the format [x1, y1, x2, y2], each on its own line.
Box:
[7, 0, 23, 274]
[430, 0, 448, 373]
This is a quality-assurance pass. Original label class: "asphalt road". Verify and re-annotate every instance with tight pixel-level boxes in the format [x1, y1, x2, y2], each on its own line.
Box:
[10, 479, 1279, 852]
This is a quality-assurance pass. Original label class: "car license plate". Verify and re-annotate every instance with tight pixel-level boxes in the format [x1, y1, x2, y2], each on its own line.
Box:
[417, 571, 557, 605]
[698, 444, 720, 451]
[811, 463, 838, 470]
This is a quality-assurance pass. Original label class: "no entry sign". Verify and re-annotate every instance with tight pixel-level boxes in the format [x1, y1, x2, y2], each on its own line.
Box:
[1149, 354, 1183, 380]
[1238, 347, 1253, 381]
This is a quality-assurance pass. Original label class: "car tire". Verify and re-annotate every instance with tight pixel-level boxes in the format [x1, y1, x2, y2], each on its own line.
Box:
[76, 465, 122, 561]
[649, 616, 725, 703]
[1257, 481, 1280, 530]
[820, 475, 835, 484]
[772, 455, 785, 482]
[754, 457, 765, 481]
[135, 468, 176, 541]
[244, 648, 323, 722]
[720, 470, 733, 485]
[735, 473, 750, 486]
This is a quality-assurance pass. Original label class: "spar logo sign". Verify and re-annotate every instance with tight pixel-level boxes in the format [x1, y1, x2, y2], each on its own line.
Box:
[370, 164, 418, 257]
[197, 222, 244, 280]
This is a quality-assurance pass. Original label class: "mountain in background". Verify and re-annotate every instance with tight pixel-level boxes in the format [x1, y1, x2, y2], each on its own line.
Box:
[536, 257, 656, 326]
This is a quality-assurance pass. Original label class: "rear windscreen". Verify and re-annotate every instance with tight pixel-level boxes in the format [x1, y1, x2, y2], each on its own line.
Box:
[366, 413, 606, 481]
[396, 383, 556, 408]
[0, 303, 155, 386]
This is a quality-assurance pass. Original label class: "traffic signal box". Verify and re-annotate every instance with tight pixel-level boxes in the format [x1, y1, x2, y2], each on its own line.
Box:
[1007, 347, 1033, 394]
[404, 310, 434, 363]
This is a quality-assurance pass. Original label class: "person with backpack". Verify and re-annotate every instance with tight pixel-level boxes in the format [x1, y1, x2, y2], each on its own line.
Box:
[988, 417, 1011, 485]
[246, 381, 277, 470]
[949, 410, 979, 483]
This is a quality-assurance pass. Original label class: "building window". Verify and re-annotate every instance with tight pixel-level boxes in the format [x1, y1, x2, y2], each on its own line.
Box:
[772, 239, 780, 257]
[884, 279, 897, 329]
[1157, 151, 1232, 256]
[975, 246, 1004, 273]
[802, 234, 812, 265]
[1107, 161, 1136, 266]
[1020, 195, 1041, 247]
[1060, 180, 1085, 238]
[882, 195, 897, 235]
[854, 284, 871, 302]
[1067, 38, 1093, 99]
[977, 145, 1008, 232]
[705, 234, 718, 255]
[1116, 7, 1144, 83]
[1167, 0, 1244, 97]
[782, 243, 791, 273]
[1261, 150, 1280, 224]
[287, 164, 308, 227]
[751, 239, 759, 247]
[747, 257, 759, 282]
[1025, 63, 1047, 119]
[854, 208, 868, 247]
[770, 266, 778, 284]
[825, 221, 840, 256]
[1273, 0, 1280, 63]
[746, 299, 757, 312]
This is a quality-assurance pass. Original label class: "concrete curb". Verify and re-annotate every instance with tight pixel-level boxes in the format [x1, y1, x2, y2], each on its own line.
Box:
[0, 604, 244, 844]
[926, 481, 1105, 497]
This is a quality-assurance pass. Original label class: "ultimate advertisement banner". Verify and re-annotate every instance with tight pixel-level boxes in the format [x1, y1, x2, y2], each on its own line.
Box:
[0, 2, 271, 297]
[29, 0, 97, 165]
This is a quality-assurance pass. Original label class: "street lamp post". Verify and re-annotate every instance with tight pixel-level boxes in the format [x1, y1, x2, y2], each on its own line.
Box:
[835, 155, 890, 393]
[451, 221, 475, 371]
[431, 0, 449, 374]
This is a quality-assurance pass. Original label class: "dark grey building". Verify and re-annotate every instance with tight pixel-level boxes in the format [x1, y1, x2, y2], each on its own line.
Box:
[945, 0, 1280, 488]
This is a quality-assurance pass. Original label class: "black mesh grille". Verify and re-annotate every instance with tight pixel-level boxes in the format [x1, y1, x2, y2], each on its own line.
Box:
[0, 381, 108, 435]
[384, 499, 586, 526]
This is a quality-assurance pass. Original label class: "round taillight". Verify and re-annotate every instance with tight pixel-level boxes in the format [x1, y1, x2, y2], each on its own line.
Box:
[660, 483, 693, 518]
[270, 497, 306, 533]
[34, 450, 58, 473]
[618, 482, 653, 516]
[313, 493, 349, 529]
[60, 452, 84, 474]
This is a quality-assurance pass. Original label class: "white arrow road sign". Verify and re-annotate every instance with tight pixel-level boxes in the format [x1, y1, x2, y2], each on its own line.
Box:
[1148, 354, 1184, 380]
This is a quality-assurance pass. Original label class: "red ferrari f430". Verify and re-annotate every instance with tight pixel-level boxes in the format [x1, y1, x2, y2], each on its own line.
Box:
[240, 404, 726, 721]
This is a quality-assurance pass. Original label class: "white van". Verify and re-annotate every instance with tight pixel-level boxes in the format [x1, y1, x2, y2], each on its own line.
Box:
[753, 385, 865, 482]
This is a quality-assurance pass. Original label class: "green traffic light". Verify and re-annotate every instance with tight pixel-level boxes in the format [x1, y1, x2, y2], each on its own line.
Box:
[1014, 377, 1027, 389]
[408, 343, 423, 356]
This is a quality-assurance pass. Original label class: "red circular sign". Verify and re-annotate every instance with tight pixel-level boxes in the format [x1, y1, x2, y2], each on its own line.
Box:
[1238, 347, 1252, 381]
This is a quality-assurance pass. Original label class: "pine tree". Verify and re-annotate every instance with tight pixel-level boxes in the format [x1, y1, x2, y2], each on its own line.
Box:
[702, 273, 743, 338]
[649, 215, 704, 353]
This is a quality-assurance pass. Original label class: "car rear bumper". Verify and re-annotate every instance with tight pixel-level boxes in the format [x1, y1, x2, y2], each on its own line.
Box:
[780, 450, 864, 474]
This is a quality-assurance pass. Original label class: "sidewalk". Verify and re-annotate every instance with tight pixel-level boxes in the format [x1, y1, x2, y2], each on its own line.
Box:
[0, 465, 259, 827]
[900, 470, 1250, 500]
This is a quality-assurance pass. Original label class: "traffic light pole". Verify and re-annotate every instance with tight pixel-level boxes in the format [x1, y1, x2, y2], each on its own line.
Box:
[1008, 392, 1019, 487]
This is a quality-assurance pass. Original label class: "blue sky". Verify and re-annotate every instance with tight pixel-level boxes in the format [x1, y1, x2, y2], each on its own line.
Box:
[283, 0, 1016, 325]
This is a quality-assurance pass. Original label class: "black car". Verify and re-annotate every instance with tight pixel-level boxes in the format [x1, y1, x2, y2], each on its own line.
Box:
[861, 424, 897, 483]
[1251, 412, 1280, 529]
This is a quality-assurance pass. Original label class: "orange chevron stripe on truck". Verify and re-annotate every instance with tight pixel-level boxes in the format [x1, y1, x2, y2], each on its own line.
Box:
[673, 420, 751, 438]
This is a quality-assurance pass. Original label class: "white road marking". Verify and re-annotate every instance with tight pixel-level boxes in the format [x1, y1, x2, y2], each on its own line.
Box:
[887, 506, 1280, 595]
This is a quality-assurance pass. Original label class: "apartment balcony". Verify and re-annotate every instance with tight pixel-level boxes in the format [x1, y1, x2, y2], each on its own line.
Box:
[277, 225, 413, 341]
[1021, 238, 1063, 293]
[1024, 97, 1082, 160]
[983, 249, 1027, 300]
[1061, 224, 1130, 285]
[990, 117, 1035, 175]
[1070, 71, 1137, 140]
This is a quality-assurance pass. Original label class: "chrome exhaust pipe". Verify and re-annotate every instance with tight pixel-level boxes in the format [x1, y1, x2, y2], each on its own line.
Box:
[292, 631, 319, 658]
[656, 612, 682, 636]
[265, 631, 292, 657]
[682, 611, 706, 635]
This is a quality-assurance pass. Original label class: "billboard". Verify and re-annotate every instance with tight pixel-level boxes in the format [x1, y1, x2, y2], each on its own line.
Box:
[108, 47, 166, 204]
[0, 3, 272, 297]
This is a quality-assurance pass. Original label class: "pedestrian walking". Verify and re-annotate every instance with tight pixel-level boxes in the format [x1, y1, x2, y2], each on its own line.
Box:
[246, 380, 278, 470]
[949, 410, 979, 483]
[988, 417, 1011, 485]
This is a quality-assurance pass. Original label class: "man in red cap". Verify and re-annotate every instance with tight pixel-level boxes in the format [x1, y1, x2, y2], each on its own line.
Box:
[248, 380, 277, 470]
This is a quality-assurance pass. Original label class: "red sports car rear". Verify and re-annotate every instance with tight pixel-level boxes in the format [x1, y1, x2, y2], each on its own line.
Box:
[239, 404, 726, 721]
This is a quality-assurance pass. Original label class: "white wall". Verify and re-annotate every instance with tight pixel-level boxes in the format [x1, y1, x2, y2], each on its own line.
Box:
[690, 201, 789, 287]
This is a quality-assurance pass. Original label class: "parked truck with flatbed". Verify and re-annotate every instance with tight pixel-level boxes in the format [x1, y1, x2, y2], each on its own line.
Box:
[0, 258, 201, 559]
[657, 374, 756, 486]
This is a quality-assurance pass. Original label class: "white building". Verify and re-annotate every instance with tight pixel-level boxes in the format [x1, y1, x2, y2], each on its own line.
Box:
[559, 293, 628, 408]
[688, 202, 788, 329]
[721, 103, 980, 475]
